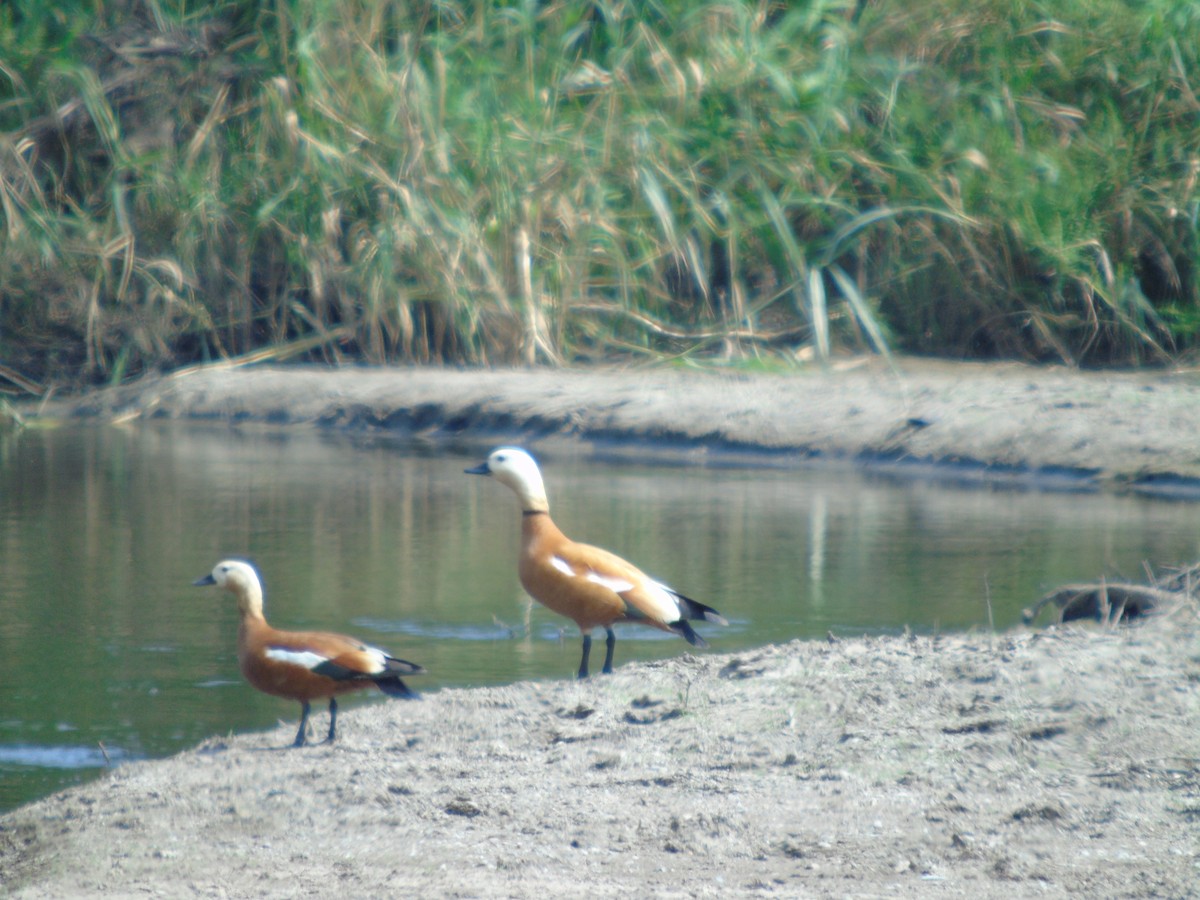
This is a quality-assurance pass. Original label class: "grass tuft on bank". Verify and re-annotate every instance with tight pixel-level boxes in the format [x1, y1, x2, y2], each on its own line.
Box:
[1, 0, 1198, 386]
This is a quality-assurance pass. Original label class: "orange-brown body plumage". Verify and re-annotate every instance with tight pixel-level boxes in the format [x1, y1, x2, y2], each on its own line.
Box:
[195, 560, 423, 746]
[467, 448, 726, 677]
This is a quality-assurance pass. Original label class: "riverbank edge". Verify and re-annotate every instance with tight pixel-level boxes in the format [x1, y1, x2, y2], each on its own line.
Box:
[24, 356, 1200, 497]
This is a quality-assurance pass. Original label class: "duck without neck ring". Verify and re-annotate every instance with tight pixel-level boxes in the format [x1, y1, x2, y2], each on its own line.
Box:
[193, 559, 424, 747]
[465, 447, 727, 678]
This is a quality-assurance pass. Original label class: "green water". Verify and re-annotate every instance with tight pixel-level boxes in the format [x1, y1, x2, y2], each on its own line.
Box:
[2, 422, 1198, 813]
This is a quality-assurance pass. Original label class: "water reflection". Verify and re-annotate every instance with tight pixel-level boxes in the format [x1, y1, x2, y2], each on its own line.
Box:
[1, 421, 1198, 813]
[0, 744, 135, 769]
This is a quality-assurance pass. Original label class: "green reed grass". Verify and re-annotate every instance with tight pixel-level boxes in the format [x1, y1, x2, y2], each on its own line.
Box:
[0, 0, 1198, 386]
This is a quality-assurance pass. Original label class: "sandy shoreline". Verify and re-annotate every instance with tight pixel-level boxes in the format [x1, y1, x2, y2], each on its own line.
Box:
[4, 358, 1200, 897]
[44, 357, 1200, 492]
[3, 618, 1199, 898]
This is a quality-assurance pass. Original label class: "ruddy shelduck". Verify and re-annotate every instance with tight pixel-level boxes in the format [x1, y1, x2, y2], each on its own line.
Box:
[193, 559, 424, 746]
[465, 447, 727, 678]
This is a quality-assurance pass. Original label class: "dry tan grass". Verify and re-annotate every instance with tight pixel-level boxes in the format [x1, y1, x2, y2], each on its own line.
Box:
[2, 1, 1198, 385]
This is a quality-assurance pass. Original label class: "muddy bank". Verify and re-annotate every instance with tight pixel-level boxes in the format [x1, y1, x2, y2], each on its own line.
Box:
[3, 607, 1199, 898]
[37, 357, 1200, 494]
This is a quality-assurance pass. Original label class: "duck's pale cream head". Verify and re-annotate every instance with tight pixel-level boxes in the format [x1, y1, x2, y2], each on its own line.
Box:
[194, 559, 265, 615]
[465, 447, 549, 513]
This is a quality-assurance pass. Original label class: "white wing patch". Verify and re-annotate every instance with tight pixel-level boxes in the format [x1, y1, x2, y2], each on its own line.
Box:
[265, 647, 329, 670]
[357, 646, 387, 674]
[266, 645, 387, 675]
[550, 554, 680, 621]
[639, 579, 685, 623]
[585, 570, 636, 594]
[552, 554, 637, 594]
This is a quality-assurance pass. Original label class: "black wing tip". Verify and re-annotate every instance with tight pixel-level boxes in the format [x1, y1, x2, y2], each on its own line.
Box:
[389, 658, 426, 675]
[671, 620, 710, 649]
[376, 676, 422, 700]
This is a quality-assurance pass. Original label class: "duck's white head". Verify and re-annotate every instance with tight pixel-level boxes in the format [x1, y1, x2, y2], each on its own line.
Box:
[465, 447, 549, 513]
[194, 559, 265, 616]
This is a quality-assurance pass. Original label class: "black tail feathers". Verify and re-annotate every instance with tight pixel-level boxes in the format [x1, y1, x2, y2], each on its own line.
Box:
[375, 675, 421, 699]
[666, 591, 726, 647]
[672, 592, 728, 627]
[375, 656, 425, 699]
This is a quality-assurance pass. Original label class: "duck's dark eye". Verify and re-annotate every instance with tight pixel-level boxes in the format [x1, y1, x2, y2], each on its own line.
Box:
[496, 455, 506, 463]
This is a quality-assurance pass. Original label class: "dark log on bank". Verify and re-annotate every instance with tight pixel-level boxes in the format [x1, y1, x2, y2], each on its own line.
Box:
[1021, 584, 1179, 626]
[1153, 562, 1200, 594]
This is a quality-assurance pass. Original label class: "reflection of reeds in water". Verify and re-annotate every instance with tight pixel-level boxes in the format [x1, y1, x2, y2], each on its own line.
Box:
[1, 1, 1197, 386]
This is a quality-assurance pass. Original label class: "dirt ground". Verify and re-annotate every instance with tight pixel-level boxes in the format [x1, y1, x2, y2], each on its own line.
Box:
[3, 357, 1200, 898]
